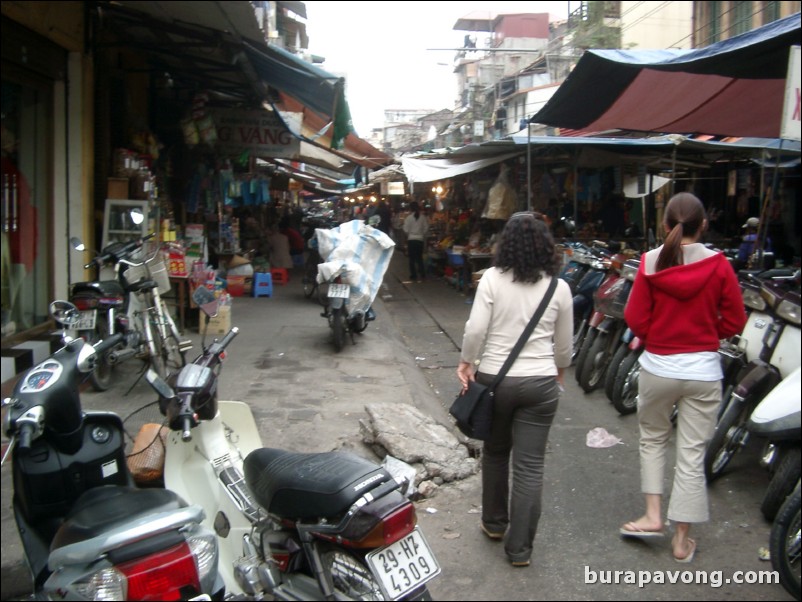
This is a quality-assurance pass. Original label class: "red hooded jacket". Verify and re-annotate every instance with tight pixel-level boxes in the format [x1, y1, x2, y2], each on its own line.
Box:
[624, 247, 746, 356]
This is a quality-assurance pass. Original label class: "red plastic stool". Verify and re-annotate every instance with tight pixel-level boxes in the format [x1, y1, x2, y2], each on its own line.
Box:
[271, 268, 289, 286]
[252, 272, 273, 297]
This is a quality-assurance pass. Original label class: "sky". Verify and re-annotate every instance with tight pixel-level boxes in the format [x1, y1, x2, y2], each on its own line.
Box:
[303, 1, 572, 136]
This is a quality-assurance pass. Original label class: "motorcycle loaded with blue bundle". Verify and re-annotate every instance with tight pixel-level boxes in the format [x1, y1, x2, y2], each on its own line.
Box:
[314, 218, 395, 352]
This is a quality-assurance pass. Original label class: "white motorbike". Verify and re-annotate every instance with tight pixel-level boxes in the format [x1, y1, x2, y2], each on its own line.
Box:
[144, 288, 440, 600]
[747, 366, 801, 520]
[705, 275, 800, 482]
[1, 301, 222, 601]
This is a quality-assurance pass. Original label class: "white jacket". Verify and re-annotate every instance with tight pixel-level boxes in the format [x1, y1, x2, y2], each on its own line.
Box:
[403, 213, 429, 241]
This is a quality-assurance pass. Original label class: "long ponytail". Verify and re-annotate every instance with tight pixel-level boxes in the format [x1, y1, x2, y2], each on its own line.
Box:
[655, 193, 707, 272]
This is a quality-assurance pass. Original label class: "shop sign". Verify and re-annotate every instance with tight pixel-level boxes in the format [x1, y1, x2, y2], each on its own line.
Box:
[780, 46, 800, 141]
[211, 109, 301, 157]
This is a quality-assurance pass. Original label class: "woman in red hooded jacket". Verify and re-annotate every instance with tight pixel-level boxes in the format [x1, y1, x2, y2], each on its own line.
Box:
[619, 193, 746, 563]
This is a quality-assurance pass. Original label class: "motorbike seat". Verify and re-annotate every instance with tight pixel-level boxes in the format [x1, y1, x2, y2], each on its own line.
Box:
[50, 486, 187, 551]
[71, 280, 126, 298]
[244, 448, 392, 520]
[126, 278, 158, 293]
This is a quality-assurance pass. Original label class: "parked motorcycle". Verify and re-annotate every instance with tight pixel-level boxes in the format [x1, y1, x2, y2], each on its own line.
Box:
[70, 234, 191, 389]
[143, 288, 440, 600]
[746, 366, 801, 521]
[705, 277, 801, 482]
[1, 300, 222, 601]
[575, 245, 633, 393]
[770, 479, 800, 600]
[315, 219, 394, 352]
[568, 243, 610, 362]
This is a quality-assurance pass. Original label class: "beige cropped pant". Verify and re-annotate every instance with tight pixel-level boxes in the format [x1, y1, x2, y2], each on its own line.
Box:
[637, 369, 721, 523]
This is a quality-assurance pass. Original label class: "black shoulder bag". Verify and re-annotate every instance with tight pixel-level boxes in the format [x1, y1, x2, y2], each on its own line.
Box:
[450, 277, 558, 441]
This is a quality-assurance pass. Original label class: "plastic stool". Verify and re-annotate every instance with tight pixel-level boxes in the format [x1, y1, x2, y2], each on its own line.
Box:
[252, 272, 273, 298]
[271, 268, 289, 286]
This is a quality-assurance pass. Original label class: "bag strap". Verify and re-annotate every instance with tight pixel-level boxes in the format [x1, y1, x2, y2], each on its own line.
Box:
[488, 276, 559, 392]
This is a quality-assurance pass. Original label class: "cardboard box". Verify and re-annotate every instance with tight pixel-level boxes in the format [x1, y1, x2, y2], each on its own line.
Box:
[107, 177, 130, 199]
[199, 305, 231, 335]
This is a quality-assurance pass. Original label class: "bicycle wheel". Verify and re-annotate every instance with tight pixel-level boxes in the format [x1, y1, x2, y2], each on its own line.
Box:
[161, 329, 186, 375]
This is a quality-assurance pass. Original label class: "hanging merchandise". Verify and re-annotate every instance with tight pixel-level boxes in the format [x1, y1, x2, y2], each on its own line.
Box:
[482, 163, 517, 220]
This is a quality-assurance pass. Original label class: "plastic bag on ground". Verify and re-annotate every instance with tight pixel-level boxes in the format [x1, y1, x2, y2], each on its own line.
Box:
[586, 426, 623, 448]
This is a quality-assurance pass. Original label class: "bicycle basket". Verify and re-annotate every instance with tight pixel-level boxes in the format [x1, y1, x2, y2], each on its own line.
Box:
[123, 253, 171, 294]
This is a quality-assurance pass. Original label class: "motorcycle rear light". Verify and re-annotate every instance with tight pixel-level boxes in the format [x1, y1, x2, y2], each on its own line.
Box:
[344, 502, 417, 549]
[100, 296, 125, 306]
[73, 297, 98, 310]
[187, 532, 218, 583]
[117, 540, 201, 600]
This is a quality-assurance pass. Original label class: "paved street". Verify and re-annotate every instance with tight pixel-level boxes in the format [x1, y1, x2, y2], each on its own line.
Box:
[0, 248, 793, 601]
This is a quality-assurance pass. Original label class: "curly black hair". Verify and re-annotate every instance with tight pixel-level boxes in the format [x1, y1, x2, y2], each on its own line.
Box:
[493, 213, 561, 283]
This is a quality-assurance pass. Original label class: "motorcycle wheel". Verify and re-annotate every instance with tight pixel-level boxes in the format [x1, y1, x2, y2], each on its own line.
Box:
[574, 328, 597, 384]
[578, 330, 609, 393]
[319, 546, 383, 599]
[762, 449, 801, 521]
[612, 350, 641, 415]
[605, 343, 629, 401]
[769, 483, 801, 601]
[572, 318, 588, 364]
[85, 313, 115, 391]
[332, 307, 347, 352]
[704, 395, 751, 482]
[303, 259, 319, 299]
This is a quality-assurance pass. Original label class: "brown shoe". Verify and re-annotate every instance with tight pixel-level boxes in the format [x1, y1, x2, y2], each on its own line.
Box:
[511, 559, 531, 567]
[480, 523, 504, 540]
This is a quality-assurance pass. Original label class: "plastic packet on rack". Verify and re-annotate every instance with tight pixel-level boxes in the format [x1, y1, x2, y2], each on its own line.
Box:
[315, 220, 395, 317]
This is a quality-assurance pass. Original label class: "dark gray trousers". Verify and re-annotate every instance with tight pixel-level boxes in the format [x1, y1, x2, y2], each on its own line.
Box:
[478, 373, 560, 563]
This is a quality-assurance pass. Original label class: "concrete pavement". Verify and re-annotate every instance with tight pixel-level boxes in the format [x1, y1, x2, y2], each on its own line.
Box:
[0, 248, 793, 600]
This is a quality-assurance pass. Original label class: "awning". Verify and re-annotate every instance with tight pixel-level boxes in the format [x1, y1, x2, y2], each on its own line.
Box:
[95, 1, 352, 146]
[531, 13, 801, 138]
[402, 151, 523, 183]
[399, 133, 800, 183]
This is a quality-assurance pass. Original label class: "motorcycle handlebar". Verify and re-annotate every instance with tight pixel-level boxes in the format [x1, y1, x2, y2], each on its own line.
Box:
[83, 233, 157, 269]
[16, 422, 34, 456]
[181, 416, 193, 442]
[93, 333, 125, 355]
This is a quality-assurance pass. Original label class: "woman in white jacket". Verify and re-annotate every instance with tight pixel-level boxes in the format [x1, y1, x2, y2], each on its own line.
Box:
[457, 212, 573, 567]
[402, 202, 429, 282]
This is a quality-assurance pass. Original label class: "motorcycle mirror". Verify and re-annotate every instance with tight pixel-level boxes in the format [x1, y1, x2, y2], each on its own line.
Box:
[49, 300, 81, 327]
[145, 367, 176, 399]
[69, 237, 85, 251]
[192, 286, 219, 318]
[129, 208, 145, 225]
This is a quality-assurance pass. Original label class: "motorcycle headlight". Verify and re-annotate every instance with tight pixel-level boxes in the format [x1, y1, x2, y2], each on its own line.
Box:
[742, 287, 766, 311]
[776, 299, 801, 325]
[621, 261, 640, 282]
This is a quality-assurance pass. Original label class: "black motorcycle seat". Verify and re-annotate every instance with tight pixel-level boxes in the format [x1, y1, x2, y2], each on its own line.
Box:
[244, 448, 391, 520]
[126, 278, 158, 293]
[71, 280, 126, 298]
[50, 486, 187, 551]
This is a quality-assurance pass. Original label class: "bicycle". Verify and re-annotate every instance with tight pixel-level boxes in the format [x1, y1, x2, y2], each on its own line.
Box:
[118, 245, 189, 380]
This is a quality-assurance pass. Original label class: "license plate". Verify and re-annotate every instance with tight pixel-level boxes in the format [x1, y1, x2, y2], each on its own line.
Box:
[366, 528, 441, 600]
[74, 309, 97, 331]
[328, 283, 350, 299]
